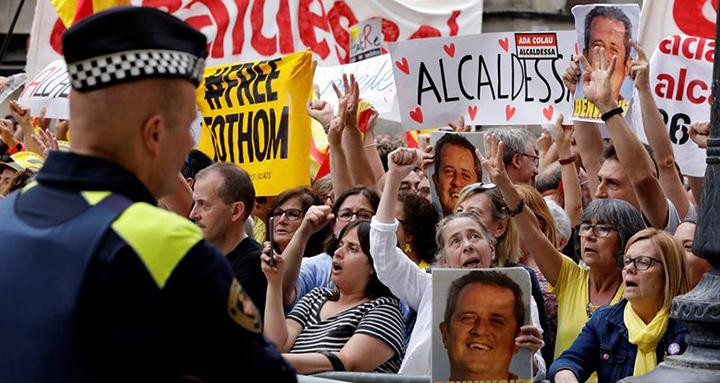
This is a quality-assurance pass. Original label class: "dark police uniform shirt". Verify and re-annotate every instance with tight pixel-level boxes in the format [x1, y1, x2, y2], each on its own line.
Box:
[10, 151, 295, 382]
[227, 236, 267, 317]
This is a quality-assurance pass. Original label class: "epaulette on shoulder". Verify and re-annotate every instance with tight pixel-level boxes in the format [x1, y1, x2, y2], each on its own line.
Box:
[111, 202, 203, 288]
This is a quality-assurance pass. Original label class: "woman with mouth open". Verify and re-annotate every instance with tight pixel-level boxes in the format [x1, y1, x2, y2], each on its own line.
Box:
[479, 132, 647, 377]
[261, 220, 406, 374]
[549, 228, 691, 382]
[369, 147, 545, 378]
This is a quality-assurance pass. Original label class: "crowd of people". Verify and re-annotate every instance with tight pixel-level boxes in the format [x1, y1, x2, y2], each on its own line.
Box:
[0, 4, 714, 383]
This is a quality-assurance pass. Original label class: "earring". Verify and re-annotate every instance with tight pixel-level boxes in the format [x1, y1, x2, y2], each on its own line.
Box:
[403, 243, 413, 254]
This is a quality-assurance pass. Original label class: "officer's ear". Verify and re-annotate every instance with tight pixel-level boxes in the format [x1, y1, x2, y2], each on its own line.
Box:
[141, 113, 164, 157]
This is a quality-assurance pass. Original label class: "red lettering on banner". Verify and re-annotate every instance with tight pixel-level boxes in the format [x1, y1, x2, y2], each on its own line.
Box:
[447, 10, 460, 36]
[251, 0, 277, 56]
[298, 0, 331, 59]
[277, 0, 295, 54]
[187, 0, 230, 59]
[327, 1, 358, 63]
[408, 25, 441, 39]
[382, 18, 399, 42]
[655, 69, 710, 105]
[673, 0, 717, 40]
[657, 35, 715, 64]
[232, 0, 250, 55]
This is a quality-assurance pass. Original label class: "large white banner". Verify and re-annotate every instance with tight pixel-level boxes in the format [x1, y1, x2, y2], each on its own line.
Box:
[646, 34, 710, 177]
[389, 31, 575, 130]
[26, 0, 484, 79]
[17, 60, 70, 119]
[639, 0, 717, 56]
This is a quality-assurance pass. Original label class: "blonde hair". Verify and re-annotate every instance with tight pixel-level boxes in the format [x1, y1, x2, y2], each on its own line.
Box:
[455, 184, 520, 265]
[515, 184, 557, 248]
[625, 228, 691, 308]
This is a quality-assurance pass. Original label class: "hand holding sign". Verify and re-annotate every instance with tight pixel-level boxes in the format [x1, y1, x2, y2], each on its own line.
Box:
[580, 47, 618, 112]
[630, 42, 650, 93]
[562, 56, 580, 95]
[552, 114, 573, 156]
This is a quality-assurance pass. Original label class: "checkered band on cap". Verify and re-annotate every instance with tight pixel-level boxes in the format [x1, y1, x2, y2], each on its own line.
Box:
[67, 49, 205, 91]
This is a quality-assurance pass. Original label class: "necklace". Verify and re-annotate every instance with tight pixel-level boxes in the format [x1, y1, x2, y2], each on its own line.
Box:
[586, 278, 621, 318]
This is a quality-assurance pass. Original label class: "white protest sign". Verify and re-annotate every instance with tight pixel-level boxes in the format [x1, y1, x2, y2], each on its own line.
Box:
[17, 60, 70, 119]
[639, 0, 716, 57]
[313, 53, 396, 113]
[571, 4, 639, 123]
[349, 18, 383, 63]
[389, 31, 575, 130]
[647, 34, 711, 177]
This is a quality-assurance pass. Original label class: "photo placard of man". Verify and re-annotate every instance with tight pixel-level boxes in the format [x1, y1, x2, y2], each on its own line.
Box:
[429, 132, 483, 216]
[571, 4, 639, 121]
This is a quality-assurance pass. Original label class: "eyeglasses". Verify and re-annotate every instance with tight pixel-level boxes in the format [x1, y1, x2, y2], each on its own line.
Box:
[269, 208, 305, 221]
[578, 223, 616, 238]
[460, 182, 497, 194]
[519, 153, 540, 166]
[623, 255, 663, 271]
[337, 208, 374, 222]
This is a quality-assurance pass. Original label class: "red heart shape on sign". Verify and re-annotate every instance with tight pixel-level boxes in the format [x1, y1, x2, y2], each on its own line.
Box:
[395, 57, 410, 75]
[410, 107, 424, 124]
[543, 105, 554, 121]
[443, 43, 455, 57]
[468, 105, 478, 120]
[499, 37, 509, 52]
[505, 104, 516, 121]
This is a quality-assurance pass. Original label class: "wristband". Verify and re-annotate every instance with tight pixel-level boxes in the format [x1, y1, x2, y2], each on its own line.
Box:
[320, 351, 345, 371]
[506, 198, 525, 217]
[600, 106, 624, 122]
[559, 154, 576, 165]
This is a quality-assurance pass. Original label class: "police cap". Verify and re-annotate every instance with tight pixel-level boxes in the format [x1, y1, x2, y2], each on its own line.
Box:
[63, 6, 207, 92]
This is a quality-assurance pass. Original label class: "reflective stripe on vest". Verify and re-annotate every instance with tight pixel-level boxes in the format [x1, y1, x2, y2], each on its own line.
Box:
[111, 202, 203, 288]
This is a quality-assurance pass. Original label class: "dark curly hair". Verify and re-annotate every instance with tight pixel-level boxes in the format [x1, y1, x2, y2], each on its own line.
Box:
[398, 192, 439, 263]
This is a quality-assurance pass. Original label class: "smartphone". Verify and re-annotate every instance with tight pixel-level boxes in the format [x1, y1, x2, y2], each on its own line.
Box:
[267, 216, 275, 267]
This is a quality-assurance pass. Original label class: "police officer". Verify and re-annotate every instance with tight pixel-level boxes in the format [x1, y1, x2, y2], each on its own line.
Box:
[0, 7, 296, 383]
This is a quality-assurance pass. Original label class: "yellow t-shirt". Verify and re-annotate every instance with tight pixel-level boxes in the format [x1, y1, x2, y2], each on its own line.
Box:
[549, 255, 625, 360]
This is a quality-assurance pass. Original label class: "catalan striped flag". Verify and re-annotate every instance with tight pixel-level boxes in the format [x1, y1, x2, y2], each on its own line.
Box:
[51, 0, 130, 27]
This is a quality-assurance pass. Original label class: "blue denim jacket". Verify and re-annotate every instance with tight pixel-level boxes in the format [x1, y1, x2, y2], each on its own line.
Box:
[548, 299, 687, 383]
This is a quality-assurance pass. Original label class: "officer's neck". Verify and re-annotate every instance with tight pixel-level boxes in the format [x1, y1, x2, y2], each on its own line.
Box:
[215, 223, 249, 255]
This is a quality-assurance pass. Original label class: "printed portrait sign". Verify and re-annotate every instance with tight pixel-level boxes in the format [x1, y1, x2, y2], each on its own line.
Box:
[17, 60, 70, 119]
[196, 51, 313, 196]
[432, 268, 533, 383]
[629, 34, 711, 178]
[349, 18, 384, 63]
[427, 131, 485, 217]
[389, 31, 575, 130]
[571, 4, 640, 122]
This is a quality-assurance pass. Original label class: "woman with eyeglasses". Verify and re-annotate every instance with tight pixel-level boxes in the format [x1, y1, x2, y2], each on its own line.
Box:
[480, 134, 647, 369]
[369, 148, 546, 377]
[550, 228, 691, 383]
[268, 187, 329, 257]
[278, 186, 380, 309]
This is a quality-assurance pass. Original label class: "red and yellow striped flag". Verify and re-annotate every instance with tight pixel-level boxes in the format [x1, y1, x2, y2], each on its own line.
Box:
[51, 0, 130, 27]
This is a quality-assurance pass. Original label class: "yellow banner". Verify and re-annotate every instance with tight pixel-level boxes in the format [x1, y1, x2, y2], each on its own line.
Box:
[196, 51, 313, 196]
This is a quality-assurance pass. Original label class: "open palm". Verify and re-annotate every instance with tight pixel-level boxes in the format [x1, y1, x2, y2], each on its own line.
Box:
[580, 47, 616, 109]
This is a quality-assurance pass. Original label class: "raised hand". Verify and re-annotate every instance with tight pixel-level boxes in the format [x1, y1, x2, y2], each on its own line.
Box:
[31, 128, 59, 158]
[332, 73, 360, 131]
[306, 99, 334, 132]
[9, 101, 31, 130]
[299, 205, 334, 236]
[689, 121, 710, 149]
[580, 47, 617, 111]
[630, 41, 650, 92]
[536, 129, 552, 154]
[562, 56, 581, 95]
[515, 325, 544, 355]
[387, 147, 424, 179]
[478, 133, 510, 185]
[327, 98, 347, 146]
[552, 114, 573, 155]
[446, 114, 469, 132]
[0, 119, 17, 147]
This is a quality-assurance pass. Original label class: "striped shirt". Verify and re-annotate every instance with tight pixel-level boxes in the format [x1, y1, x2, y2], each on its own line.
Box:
[287, 288, 405, 373]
